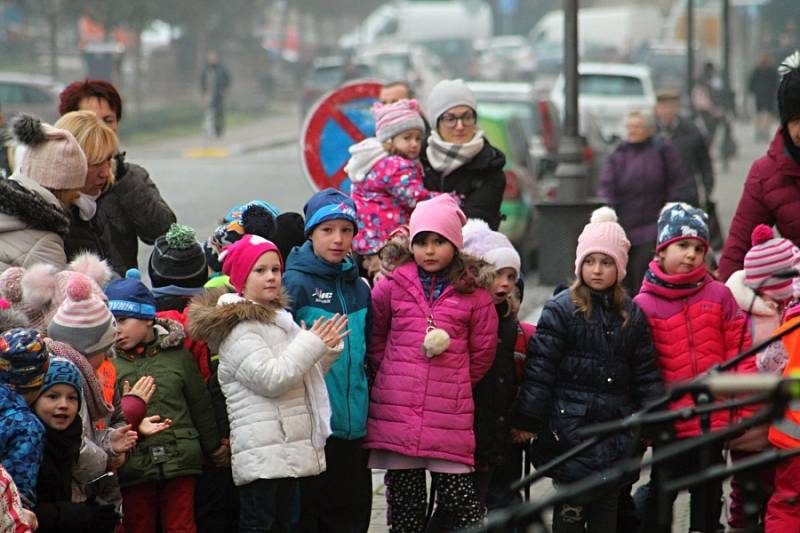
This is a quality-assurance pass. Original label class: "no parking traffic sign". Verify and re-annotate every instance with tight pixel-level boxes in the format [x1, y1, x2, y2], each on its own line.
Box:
[300, 80, 383, 193]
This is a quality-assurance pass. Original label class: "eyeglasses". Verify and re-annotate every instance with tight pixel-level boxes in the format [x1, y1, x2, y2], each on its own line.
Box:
[439, 112, 477, 128]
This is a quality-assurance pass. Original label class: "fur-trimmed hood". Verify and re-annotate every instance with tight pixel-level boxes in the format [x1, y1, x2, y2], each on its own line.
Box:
[0, 176, 69, 238]
[725, 269, 781, 318]
[187, 288, 291, 350]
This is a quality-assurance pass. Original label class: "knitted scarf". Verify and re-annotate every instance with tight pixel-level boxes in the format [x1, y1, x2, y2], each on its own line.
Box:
[641, 260, 709, 299]
[425, 129, 485, 177]
[44, 339, 113, 422]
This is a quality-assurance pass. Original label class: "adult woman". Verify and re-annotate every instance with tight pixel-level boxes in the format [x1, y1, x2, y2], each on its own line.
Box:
[719, 52, 800, 281]
[598, 110, 689, 294]
[0, 114, 87, 272]
[419, 79, 506, 230]
[58, 80, 176, 276]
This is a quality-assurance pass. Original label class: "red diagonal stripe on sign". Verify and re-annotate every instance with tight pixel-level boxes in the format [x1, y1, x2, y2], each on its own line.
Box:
[329, 106, 367, 143]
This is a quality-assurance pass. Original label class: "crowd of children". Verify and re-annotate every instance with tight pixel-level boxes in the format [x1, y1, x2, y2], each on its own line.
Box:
[3, 81, 800, 533]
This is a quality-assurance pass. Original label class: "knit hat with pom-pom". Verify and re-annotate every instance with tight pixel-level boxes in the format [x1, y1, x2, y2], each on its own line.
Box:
[149, 223, 209, 289]
[12, 113, 87, 190]
[574, 206, 631, 282]
[744, 224, 800, 302]
[47, 273, 116, 356]
[462, 219, 521, 279]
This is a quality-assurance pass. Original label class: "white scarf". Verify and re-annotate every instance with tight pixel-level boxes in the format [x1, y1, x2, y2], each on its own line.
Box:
[344, 138, 387, 183]
[425, 129, 485, 177]
[74, 192, 100, 221]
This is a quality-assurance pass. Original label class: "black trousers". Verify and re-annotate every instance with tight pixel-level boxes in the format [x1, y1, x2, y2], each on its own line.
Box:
[298, 437, 372, 533]
[552, 483, 618, 533]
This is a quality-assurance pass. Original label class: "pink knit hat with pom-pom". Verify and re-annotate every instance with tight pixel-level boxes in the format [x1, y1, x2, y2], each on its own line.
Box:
[744, 224, 800, 302]
[575, 206, 631, 282]
[47, 274, 116, 356]
[373, 99, 426, 142]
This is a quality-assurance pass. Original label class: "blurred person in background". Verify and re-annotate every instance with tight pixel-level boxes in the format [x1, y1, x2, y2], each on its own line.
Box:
[58, 79, 176, 277]
[200, 50, 231, 138]
[749, 54, 780, 142]
[693, 62, 724, 144]
[379, 82, 414, 105]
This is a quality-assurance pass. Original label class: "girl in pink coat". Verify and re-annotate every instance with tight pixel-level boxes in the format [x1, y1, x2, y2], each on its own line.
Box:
[347, 99, 432, 278]
[365, 194, 498, 532]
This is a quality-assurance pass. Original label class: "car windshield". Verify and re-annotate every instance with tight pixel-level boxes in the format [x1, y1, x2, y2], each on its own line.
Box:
[579, 74, 644, 96]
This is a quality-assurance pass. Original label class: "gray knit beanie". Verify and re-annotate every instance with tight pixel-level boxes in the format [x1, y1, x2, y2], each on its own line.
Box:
[425, 79, 477, 128]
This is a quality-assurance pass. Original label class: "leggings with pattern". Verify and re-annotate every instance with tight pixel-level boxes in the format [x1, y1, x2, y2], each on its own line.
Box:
[384, 469, 483, 532]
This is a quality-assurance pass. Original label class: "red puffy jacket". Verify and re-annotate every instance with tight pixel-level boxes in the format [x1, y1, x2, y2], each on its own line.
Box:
[634, 262, 750, 437]
[719, 129, 800, 281]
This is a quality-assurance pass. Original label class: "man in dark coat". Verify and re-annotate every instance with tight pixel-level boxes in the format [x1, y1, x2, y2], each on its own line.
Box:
[200, 50, 231, 138]
[749, 54, 780, 141]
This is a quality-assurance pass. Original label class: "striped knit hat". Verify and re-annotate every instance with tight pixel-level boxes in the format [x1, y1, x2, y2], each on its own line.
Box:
[744, 224, 800, 302]
[47, 274, 116, 356]
[373, 99, 425, 142]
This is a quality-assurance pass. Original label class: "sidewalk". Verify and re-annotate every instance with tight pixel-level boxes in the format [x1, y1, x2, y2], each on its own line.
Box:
[128, 102, 301, 158]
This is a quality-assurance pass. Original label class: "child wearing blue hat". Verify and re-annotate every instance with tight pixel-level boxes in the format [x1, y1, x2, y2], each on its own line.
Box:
[283, 188, 373, 531]
[104, 274, 225, 533]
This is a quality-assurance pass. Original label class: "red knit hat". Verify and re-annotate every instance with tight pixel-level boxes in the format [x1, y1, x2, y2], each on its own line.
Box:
[220, 235, 282, 294]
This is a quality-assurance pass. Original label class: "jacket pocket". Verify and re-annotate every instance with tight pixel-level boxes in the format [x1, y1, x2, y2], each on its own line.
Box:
[173, 427, 203, 471]
[551, 400, 588, 449]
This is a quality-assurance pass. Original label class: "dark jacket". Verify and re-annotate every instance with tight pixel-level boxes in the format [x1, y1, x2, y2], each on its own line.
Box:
[420, 139, 507, 230]
[749, 65, 779, 110]
[598, 138, 690, 246]
[514, 289, 664, 483]
[473, 301, 518, 467]
[65, 155, 176, 276]
[719, 129, 800, 280]
[657, 117, 715, 204]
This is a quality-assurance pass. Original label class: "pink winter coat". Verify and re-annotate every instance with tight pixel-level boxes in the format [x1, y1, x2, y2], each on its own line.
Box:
[364, 262, 498, 466]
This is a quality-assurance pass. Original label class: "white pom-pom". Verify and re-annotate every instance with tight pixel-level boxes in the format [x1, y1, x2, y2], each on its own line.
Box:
[69, 252, 112, 288]
[422, 328, 450, 358]
[21, 264, 58, 308]
[590, 206, 618, 224]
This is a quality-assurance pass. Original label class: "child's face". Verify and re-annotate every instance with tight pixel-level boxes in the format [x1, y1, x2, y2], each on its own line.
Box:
[658, 239, 706, 275]
[581, 253, 617, 291]
[35, 384, 79, 430]
[115, 317, 154, 351]
[490, 267, 518, 305]
[243, 251, 282, 305]
[311, 220, 355, 263]
[412, 232, 456, 273]
[391, 129, 423, 159]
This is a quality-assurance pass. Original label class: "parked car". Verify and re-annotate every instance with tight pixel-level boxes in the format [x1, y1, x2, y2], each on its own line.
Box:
[300, 57, 373, 120]
[549, 62, 656, 140]
[354, 43, 445, 101]
[0, 73, 62, 124]
[475, 36, 537, 81]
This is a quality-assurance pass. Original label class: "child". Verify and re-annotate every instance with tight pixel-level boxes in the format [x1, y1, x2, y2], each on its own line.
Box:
[104, 274, 225, 533]
[724, 224, 798, 528]
[283, 188, 373, 532]
[634, 202, 749, 533]
[513, 207, 664, 532]
[32, 358, 122, 532]
[347, 99, 430, 278]
[0, 327, 48, 507]
[188, 234, 348, 531]
[461, 218, 525, 510]
[0, 463, 36, 532]
[365, 194, 498, 531]
[149, 223, 209, 313]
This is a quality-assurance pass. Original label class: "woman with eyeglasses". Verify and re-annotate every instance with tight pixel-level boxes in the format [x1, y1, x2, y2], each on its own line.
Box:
[420, 79, 507, 230]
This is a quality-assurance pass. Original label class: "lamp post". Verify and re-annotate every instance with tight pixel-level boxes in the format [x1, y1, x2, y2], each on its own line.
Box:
[687, 0, 695, 115]
[535, 0, 600, 286]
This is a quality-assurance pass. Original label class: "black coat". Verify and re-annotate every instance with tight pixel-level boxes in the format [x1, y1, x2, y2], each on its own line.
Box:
[657, 117, 715, 204]
[420, 139, 506, 230]
[65, 155, 176, 276]
[473, 301, 518, 467]
[514, 289, 664, 483]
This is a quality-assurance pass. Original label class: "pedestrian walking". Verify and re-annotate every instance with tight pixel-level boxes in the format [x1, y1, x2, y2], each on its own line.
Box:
[188, 234, 348, 532]
[200, 50, 231, 138]
[693, 62, 724, 144]
[513, 207, 664, 533]
[718, 51, 800, 280]
[58, 79, 177, 276]
[634, 202, 749, 533]
[598, 109, 690, 294]
[365, 194, 498, 532]
[749, 54, 780, 142]
[420, 79, 506, 230]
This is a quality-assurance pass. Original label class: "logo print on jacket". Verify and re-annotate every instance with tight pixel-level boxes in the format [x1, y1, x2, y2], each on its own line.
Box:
[313, 287, 333, 304]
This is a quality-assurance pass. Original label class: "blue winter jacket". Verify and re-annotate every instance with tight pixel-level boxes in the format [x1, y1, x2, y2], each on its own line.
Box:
[0, 383, 44, 505]
[283, 241, 371, 440]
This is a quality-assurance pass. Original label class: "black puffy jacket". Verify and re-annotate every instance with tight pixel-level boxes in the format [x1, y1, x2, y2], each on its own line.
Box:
[514, 288, 664, 483]
[420, 139, 506, 230]
[473, 301, 518, 467]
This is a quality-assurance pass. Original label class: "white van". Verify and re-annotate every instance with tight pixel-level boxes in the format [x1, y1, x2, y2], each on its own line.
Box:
[340, 1, 493, 49]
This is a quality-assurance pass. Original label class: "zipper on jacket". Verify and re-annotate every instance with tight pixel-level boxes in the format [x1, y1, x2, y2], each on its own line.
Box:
[683, 300, 698, 378]
[335, 277, 352, 437]
[304, 389, 323, 472]
[418, 274, 438, 455]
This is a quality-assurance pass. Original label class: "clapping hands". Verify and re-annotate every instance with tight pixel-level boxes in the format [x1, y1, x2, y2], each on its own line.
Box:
[303, 314, 350, 349]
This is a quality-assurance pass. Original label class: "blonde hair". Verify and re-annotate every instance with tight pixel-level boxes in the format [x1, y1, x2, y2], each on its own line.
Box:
[54, 110, 118, 190]
[52, 189, 80, 208]
[569, 278, 629, 327]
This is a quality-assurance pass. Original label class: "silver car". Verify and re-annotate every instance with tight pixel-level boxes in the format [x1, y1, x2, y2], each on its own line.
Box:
[0, 73, 62, 124]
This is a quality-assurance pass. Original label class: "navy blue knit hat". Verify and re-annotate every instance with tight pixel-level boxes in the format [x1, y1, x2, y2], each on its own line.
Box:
[656, 202, 710, 252]
[104, 272, 157, 320]
[39, 357, 82, 409]
[0, 327, 50, 392]
[303, 188, 358, 237]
